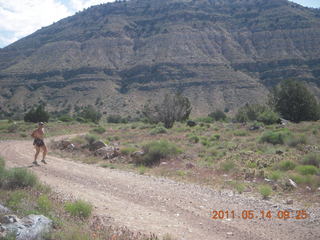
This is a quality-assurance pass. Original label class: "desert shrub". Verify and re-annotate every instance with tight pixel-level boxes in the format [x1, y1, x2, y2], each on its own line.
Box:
[268, 170, 283, 181]
[195, 117, 213, 123]
[302, 153, 320, 167]
[24, 104, 50, 123]
[285, 134, 307, 147]
[5, 168, 38, 189]
[259, 129, 291, 145]
[7, 123, 18, 133]
[0, 157, 5, 172]
[58, 115, 73, 122]
[84, 134, 99, 145]
[137, 140, 181, 166]
[120, 146, 138, 156]
[143, 94, 192, 129]
[269, 79, 320, 123]
[65, 200, 92, 219]
[20, 133, 27, 138]
[256, 109, 280, 125]
[289, 173, 313, 185]
[233, 130, 248, 136]
[210, 134, 220, 141]
[78, 105, 101, 123]
[208, 110, 227, 121]
[149, 126, 167, 135]
[259, 185, 272, 199]
[107, 114, 123, 123]
[37, 195, 52, 215]
[229, 181, 246, 194]
[5, 191, 28, 212]
[187, 134, 199, 143]
[91, 126, 106, 134]
[278, 160, 296, 171]
[220, 160, 235, 172]
[295, 165, 319, 175]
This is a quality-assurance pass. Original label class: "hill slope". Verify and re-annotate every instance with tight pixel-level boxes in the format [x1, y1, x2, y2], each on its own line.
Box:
[1, 0, 320, 117]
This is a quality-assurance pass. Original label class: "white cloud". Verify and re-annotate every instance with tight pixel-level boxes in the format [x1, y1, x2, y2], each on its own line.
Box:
[0, 0, 113, 47]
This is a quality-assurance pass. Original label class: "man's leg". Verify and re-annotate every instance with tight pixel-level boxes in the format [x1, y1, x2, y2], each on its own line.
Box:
[41, 145, 48, 164]
[33, 146, 40, 165]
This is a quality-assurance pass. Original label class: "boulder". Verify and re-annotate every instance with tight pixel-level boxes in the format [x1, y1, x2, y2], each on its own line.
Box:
[90, 141, 107, 151]
[1, 214, 52, 240]
[186, 120, 197, 127]
[95, 146, 120, 159]
[0, 204, 11, 215]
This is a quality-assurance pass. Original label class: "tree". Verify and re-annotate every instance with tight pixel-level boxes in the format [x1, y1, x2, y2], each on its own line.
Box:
[235, 104, 279, 125]
[24, 104, 50, 123]
[143, 94, 192, 129]
[269, 80, 320, 123]
[78, 105, 101, 123]
[209, 110, 227, 121]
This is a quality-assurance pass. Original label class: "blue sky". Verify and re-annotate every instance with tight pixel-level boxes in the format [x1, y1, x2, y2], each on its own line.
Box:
[0, 0, 319, 48]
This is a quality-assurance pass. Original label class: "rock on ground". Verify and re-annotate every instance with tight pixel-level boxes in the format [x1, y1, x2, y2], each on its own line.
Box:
[1, 215, 52, 240]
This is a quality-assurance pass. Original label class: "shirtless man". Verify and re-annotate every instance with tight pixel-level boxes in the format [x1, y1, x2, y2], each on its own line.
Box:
[31, 122, 48, 165]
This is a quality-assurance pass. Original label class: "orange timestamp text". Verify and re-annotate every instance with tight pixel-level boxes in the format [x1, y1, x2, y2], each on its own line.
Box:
[211, 210, 309, 220]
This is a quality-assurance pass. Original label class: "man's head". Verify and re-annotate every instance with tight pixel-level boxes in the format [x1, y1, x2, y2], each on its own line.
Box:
[38, 122, 44, 128]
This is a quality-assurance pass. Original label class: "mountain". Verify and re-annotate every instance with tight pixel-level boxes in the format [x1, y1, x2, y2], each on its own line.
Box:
[1, 0, 320, 118]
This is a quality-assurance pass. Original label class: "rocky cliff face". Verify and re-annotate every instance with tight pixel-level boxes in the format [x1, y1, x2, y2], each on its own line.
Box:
[1, 0, 320, 117]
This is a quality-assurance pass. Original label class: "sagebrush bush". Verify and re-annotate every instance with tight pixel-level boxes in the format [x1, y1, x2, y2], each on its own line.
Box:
[91, 126, 106, 134]
[208, 110, 227, 121]
[259, 129, 291, 145]
[4, 168, 38, 189]
[120, 146, 137, 156]
[257, 109, 279, 125]
[187, 134, 200, 143]
[278, 160, 296, 171]
[259, 185, 272, 199]
[149, 126, 167, 135]
[285, 134, 307, 147]
[295, 165, 319, 175]
[137, 140, 181, 166]
[65, 200, 92, 219]
[268, 170, 283, 181]
[233, 130, 247, 136]
[37, 195, 52, 215]
[84, 134, 99, 145]
[302, 153, 320, 167]
[289, 173, 313, 185]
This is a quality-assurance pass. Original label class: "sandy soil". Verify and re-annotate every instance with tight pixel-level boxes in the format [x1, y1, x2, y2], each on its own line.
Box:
[0, 138, 319, 240]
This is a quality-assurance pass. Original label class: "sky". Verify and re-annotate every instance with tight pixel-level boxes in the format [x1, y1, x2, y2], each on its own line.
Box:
[0, 0, 319, 48]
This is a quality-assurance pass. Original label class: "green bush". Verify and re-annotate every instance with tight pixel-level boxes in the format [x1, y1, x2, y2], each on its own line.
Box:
[235, 104, 270, 123]
[58, 115, 74, 122]
[259, 185, 272, 199]
[233, 130, 248, 136]
[257, 109, 280, 125]
[120, 146, 137, 156]
[295, 165, 319, 175]
[84, 134, 99, 145]
[268, 170, 283, 181]
[187, 134, 200, 143]
[149, 126, 167, 135]
[37, 195, 52, 215]
[195, 117, 213, 123]
[278, 160, 296, 171]
[285, 134, 307, 147]
[138, 140, 181, 166]
[0, 157, 5, 172]
[65, 200, 92, 219]
[78, 105, 101, 123]
[302, 153, 320, 167]
[24, 104, 50, 123]
[107, 115, 123, 123]
[259, 129, 291, 145]
[270, 79, 320, 123]
[289, 173, 313, 185]
[5, 168, 38, 189]
[91, 126, 106, 134]
[208, 110, 227, 121]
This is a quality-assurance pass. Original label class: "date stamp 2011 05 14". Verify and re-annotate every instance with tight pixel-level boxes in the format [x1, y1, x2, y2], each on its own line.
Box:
[211, 210, 309, 220]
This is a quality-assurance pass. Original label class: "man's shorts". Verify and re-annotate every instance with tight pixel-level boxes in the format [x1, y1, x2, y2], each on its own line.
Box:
[33, 138, 45, 147]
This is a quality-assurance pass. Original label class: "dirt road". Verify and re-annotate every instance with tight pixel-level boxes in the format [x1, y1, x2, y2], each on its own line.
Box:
[0, 139, 319, 240]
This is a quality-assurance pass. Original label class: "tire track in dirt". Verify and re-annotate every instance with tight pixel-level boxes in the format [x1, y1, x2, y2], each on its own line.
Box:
[0, 139, 319, 240]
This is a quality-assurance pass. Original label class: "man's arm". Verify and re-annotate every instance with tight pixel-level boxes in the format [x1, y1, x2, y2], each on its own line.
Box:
[31, 130, 37, 138]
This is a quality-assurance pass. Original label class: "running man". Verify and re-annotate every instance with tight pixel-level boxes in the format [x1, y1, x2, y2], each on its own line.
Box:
[31, 122, 48, 165]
